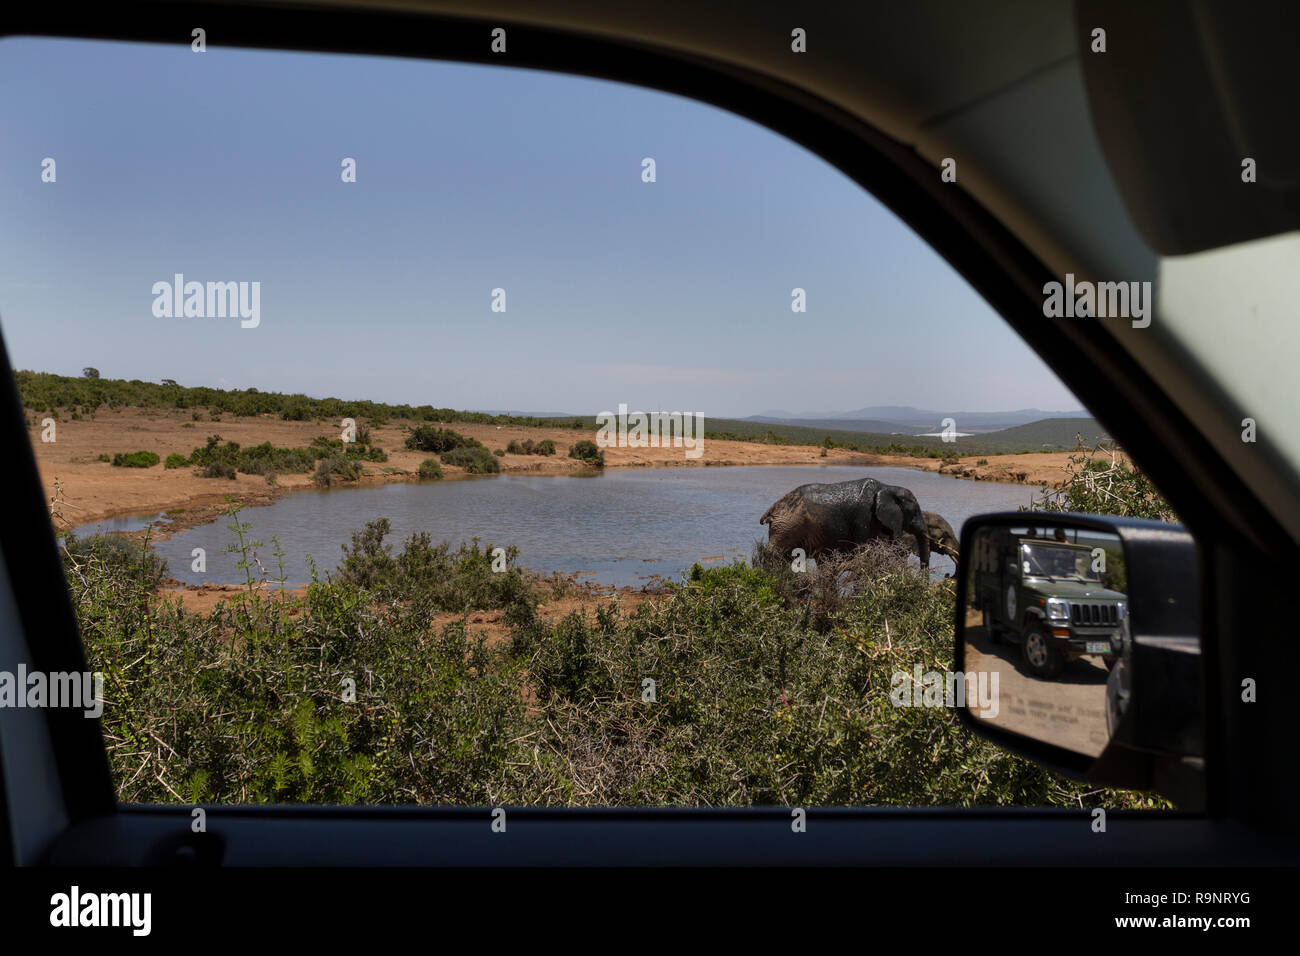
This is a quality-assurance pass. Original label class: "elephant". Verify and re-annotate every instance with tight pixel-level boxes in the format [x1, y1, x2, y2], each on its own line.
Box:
[916, 511, 960, 561]
[760, 476, 933, 567]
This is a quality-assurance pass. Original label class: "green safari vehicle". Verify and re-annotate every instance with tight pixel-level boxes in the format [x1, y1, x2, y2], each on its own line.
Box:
[971, 527, 1127, 679]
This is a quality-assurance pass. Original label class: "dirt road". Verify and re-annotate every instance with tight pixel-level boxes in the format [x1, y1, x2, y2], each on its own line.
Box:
[963, 610, 1110, 757]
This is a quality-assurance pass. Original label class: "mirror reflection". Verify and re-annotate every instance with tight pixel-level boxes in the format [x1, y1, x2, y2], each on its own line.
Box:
[961, 522, 1127, 757]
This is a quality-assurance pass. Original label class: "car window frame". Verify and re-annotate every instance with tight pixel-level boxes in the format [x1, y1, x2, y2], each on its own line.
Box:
[1, 0, 1296, 864]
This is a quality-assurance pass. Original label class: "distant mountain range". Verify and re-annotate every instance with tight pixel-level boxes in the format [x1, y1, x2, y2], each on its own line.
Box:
[708, 414, 1110, 454]
[473, 405, 1096, 438]
[471, 410, 581, 419]
[747, 406, 1091, 434]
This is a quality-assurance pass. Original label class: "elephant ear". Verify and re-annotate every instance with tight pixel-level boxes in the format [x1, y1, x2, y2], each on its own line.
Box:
[873, 490, 906, 536]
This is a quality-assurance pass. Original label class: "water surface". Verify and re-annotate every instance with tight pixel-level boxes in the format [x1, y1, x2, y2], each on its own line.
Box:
[79, 466, 1038, 587]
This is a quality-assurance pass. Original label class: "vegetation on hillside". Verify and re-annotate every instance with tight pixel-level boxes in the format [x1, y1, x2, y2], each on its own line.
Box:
[16, 369, 584, 430]
[20, 369, 1106, 460]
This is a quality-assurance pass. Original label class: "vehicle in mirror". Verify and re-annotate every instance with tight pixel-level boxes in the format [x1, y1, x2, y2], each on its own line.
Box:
[963, 521, 1125, 756]
[956, 512, 1203, 805]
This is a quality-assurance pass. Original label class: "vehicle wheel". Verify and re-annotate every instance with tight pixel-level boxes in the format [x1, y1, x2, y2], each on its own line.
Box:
[1022, 624, 1064, 679]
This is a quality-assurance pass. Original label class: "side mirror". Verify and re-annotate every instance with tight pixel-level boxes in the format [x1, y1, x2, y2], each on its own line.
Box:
[955, 513, 1203, 807]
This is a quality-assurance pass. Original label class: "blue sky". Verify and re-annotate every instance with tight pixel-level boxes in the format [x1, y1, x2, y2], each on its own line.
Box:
[0, 36, 1081, 418]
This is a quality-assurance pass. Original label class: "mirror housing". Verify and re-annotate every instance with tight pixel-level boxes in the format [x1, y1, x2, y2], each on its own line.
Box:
[955, 512, 1203, 807]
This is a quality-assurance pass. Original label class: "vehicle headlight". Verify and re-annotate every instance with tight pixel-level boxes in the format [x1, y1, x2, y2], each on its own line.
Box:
[1046, 598, 1070, 621]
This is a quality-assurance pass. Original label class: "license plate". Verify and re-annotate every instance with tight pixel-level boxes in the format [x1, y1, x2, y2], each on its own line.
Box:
[1086, 641, 1111, 654]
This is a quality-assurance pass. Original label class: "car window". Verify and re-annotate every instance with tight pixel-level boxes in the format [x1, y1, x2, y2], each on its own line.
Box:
[0, 37, 1179, 809]
[1021, 544, 1090, 580]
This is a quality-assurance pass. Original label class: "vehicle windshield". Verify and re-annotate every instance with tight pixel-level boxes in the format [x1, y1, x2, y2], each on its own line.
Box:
[1021, 543, 1095, 581]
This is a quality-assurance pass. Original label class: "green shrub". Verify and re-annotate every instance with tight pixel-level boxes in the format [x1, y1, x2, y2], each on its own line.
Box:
[190, 434, 236, 466]
[687, 559, 782, 607]
[337, 519, 532, 613]
[569, 440, 604, 467]
[493, 448, 505, 457]
[310, 435, 386, 463]
[1029, 444, 1176, 522]
[112, 450, 160, 468]
[311, 435, 341, 452]
[164, 453, 189, 469]
[97, 453, 110, 463]
[334, 518, 395, 589]
[417, 459, 444, 480]
[440, 446, 500, 474]
[314, 452, 363, 487]
[506, 439, 525, 454]
[238, 442, 316, 475]
[200, 462, 237, 480]
[532, 439, 556, 456]
[61, 532, 168, 589]
[190, 436, 318, 476]
[405, 426, 481, 454]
